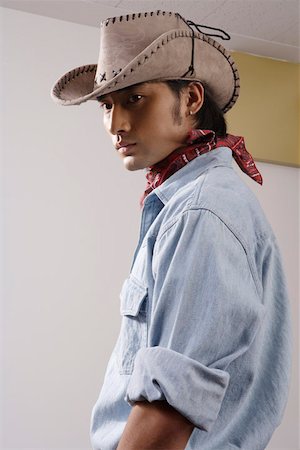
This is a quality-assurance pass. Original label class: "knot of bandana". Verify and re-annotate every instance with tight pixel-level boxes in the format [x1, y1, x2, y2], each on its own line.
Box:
[140, 129, 263, 207]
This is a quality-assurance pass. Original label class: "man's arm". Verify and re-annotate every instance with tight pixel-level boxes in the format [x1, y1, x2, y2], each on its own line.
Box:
[117, 400, 194, 450]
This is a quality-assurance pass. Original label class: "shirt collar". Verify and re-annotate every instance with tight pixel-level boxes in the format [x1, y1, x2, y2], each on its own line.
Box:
[144, 146, 233, 206]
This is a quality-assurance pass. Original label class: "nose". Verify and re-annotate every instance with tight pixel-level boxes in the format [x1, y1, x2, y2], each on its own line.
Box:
[105, 104, 131, 136]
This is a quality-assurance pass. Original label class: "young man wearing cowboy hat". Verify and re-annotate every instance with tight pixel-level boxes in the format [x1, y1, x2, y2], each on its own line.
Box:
[51, 10, 291, 450]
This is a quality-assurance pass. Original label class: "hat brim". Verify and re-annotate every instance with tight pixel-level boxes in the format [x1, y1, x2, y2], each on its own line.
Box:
[51, 29, 239, 113]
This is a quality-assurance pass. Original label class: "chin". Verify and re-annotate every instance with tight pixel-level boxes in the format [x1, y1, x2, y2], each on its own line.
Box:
[125, 165, 139, 172]
[123, 157, 146, 172]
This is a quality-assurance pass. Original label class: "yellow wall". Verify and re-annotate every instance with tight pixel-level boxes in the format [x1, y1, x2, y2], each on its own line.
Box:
[226, 52, 300, 167]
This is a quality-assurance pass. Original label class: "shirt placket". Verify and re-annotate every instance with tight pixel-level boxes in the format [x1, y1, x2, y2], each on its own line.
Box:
[130, 195, 164, 271]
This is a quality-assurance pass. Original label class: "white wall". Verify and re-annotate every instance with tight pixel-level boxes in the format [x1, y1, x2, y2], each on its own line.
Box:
[1, 7, 299, 450]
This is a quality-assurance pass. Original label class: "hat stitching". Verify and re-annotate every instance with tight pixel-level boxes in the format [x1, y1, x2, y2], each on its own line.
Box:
[99, 72, 106, 81]
[112, 69, 122, 78]
[103, 10, 176, 27]
[53, 64, 96, 97]
[222, 53, 240, 112]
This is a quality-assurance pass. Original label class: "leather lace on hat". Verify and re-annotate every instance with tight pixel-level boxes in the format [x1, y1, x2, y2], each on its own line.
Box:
[51, 10, 240, 112]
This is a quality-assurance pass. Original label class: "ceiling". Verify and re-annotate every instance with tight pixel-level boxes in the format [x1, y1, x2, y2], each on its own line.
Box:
[1, 0, 299, 62]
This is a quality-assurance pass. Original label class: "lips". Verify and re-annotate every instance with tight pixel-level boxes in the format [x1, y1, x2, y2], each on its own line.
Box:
[115, 141, 136, 149]
[116, 142, 136, 155]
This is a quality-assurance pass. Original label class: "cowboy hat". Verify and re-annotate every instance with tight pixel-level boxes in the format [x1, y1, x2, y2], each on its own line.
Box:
[51, 10, 240, 113]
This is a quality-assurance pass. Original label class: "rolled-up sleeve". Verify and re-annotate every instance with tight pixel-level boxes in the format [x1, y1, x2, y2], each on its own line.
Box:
[125, 208, 265, 430]
[126, 347, 229, 431]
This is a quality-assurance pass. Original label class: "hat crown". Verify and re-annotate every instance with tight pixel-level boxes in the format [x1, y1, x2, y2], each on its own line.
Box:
[95, 11, 188, 85]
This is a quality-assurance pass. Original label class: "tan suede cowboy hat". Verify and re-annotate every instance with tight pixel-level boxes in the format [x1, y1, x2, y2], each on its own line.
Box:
[51, 10, 240, 113]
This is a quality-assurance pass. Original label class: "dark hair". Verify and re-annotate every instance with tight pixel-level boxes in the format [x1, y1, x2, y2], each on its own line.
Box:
[164, 80, 227, 137]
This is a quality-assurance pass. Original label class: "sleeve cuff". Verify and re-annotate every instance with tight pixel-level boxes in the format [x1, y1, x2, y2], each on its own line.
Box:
[125, 346, 230, 431]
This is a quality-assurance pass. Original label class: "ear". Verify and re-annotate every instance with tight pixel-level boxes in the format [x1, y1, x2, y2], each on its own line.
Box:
[185, 82, 204, 115]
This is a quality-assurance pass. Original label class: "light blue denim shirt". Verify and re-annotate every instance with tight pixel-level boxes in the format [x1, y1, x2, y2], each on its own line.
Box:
[90, 147, 292, 450]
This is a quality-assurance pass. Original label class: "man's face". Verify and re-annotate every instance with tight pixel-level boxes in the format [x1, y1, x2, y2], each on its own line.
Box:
[98, 81, 193, 171]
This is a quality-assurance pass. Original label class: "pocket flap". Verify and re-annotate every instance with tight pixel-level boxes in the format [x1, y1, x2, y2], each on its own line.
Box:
[120, 276, 148, 316]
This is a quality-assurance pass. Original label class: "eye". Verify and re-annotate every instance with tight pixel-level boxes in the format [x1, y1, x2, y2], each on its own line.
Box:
[128, 94, 143, 104]
[99, 102, 112, 111]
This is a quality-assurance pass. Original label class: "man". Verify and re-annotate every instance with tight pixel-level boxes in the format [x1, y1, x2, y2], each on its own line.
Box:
[51, 10, 292, 450]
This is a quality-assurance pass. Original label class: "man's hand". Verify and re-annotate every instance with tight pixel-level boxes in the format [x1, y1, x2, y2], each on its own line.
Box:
[116, 400, 194, 450]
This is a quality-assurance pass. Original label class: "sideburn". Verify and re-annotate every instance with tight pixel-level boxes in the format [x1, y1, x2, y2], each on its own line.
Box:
[171, 96, 183, 126]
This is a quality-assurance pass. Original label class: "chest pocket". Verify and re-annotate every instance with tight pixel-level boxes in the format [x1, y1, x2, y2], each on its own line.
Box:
[117, 275, 148, 375]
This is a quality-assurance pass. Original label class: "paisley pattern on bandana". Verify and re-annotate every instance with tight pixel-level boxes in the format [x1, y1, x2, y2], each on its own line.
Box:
[140, 129, 263, 206]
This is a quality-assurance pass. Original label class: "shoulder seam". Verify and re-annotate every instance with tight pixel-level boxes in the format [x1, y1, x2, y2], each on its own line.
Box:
[156, 206, 263, 300]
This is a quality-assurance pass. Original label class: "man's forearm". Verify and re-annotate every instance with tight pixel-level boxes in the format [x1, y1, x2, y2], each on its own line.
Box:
[116, 401, 194, 450]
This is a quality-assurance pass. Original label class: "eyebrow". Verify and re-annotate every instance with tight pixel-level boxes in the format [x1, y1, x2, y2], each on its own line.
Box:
[96, 94, 110, 102]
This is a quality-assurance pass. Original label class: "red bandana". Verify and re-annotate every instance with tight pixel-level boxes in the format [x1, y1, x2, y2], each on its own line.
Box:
[140, 129, 263, 207]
